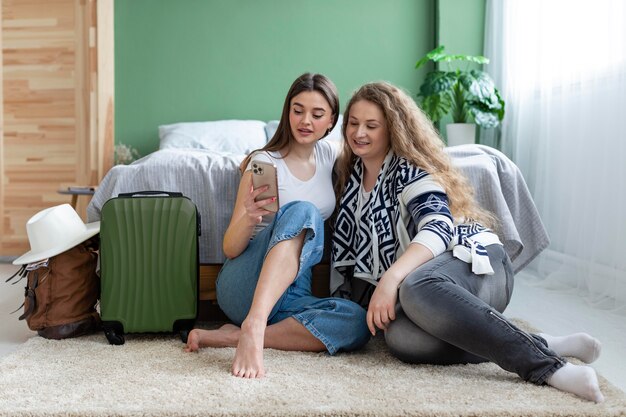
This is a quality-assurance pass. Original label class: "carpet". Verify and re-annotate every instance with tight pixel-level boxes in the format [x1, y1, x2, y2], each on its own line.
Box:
[0, 321, 624, 417]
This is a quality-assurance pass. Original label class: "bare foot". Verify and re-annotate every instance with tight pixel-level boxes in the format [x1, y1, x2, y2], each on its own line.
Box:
[183, 324, 240, 352]
[232, 318, 266, 378]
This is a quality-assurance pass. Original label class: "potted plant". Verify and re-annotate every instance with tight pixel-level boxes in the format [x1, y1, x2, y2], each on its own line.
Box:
[415, 45, 505, 146]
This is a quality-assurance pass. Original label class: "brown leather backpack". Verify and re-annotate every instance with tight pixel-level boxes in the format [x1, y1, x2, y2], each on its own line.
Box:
[8, 237, 101, 339]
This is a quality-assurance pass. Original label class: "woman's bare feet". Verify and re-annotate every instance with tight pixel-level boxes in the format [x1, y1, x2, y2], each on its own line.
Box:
[232, 317, 267, 378]
[183, 324, 240, 352]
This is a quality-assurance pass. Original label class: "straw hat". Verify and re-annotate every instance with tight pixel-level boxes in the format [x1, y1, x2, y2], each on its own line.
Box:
[13, 204, 100, 265]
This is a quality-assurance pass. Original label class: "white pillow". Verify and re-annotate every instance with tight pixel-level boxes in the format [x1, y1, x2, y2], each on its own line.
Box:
[159, 120, 268, 154]
[264, 114, 344, 142]
[264, 120, 280, 141]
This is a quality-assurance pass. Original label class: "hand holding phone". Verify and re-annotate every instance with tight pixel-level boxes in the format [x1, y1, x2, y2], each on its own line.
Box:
[251, 160, 279, 212]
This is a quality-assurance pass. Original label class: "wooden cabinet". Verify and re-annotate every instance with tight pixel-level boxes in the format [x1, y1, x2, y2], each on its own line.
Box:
[0, 0, 114, 258]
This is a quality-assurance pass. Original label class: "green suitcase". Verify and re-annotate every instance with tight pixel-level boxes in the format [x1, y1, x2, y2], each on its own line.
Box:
[99, 191, 199, 345]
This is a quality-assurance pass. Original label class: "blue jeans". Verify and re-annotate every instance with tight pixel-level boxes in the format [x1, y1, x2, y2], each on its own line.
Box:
[384, 244, 565, 384]
[216, 201, 370, 355]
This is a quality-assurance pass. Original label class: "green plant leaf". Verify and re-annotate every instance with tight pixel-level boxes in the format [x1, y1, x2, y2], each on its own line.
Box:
[415, 45, 446, 69]
[451, 81, 469, 123]
[471, 108, 499, 128]
[420, 94, 452, 123]
[416, 46, 490, 68]
[419, 71, 457, 96]
[467, 99, 503, 127]
[415, 45, 505, 129]
[438, 55, 489, 65]
[495, 92, 506, 120]
[460, 70, 496, 103]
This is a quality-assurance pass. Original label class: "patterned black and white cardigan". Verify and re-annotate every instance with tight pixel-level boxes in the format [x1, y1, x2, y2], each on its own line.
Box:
[330, 151, 501, 298]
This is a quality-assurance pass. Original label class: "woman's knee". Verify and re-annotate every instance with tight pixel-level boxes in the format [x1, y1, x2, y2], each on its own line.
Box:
[271, 201, 324, 262]
[486, 244, 514, 312]
[385, 315, 448, 364]
[385, 320, 415, 363]
[278, 201, 323, 226]
[273, 202, 323, 240]
[385, 313, 417, 362]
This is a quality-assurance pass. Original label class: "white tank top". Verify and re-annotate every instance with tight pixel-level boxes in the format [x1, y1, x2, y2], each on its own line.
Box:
[246, 139, 340, 237]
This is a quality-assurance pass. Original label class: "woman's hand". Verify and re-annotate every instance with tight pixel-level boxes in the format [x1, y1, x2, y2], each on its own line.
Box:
[366, 276, 399, 335]
[243, 184, 275, 225]
[365, 243, 436, 334]
[223, 172, 276, 259]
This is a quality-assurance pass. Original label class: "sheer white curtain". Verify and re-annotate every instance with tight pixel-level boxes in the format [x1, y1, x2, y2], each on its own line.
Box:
[484, 0, 626, 314]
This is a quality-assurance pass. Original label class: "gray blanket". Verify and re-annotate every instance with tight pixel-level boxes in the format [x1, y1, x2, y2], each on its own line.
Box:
[446, 145, 550, 273]
[88, 145, 548, 272]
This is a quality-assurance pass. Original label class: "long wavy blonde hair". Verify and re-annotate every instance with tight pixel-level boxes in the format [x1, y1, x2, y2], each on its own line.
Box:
[335, 81, 496, 228]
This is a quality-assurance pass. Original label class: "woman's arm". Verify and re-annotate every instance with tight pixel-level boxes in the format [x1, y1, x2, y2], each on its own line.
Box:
[381, 243, 434, 287]
[367, 177, 454, 334]
[366, 242, 434, 335]
[222, 171, 275, 259]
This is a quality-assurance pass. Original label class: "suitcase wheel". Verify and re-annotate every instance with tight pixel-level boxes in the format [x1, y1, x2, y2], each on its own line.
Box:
[105, 328, 125, 345]
[174, 319, 195, 344]
[103, 321, 125, 345]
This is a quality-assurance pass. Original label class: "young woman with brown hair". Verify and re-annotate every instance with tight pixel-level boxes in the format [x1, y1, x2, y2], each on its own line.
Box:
[185, 73, 370, 378]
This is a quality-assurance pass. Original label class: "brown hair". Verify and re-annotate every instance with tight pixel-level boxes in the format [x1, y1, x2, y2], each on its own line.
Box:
[335, 82, 496, 227]
[241, 73, 339, 171]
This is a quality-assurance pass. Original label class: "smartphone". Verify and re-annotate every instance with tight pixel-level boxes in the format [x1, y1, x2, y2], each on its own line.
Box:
[250, 160, 279, 212]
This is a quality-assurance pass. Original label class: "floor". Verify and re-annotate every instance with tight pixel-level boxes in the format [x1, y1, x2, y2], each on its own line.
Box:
[1, 262, 624, 393]
[505, 271, 626, 393]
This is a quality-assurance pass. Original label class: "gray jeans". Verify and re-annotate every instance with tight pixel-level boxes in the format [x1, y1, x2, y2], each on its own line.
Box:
[384, 244, 565, 385]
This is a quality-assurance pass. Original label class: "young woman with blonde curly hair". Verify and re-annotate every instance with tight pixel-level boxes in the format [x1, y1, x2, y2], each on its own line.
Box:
[330, 81, 604, 403]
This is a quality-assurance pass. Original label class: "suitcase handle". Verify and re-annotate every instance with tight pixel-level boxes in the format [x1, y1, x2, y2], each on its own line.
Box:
[114, 190, 200, 236]
[117, 191, 183, 198]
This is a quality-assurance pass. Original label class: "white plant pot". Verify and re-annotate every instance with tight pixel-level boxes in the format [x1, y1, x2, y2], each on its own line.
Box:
[446, 123, 476, 147]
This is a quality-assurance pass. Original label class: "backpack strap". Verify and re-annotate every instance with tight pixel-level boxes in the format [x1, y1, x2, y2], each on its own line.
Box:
[9, 301, 24, 315]
[5, 265, 27, 285]
[17, 270, 39, 320]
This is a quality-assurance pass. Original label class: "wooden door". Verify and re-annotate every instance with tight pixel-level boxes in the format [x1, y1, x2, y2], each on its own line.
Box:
[0, 0, 113, 258]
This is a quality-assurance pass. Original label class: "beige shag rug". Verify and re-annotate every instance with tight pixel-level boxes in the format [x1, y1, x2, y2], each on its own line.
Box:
[0, 320, 625, 417]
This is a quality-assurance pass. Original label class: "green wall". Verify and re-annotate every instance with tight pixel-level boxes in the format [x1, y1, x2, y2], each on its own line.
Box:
[436, 0, 487, 137]
[115, 0, 435, 156]
[437, 0, 486, 63]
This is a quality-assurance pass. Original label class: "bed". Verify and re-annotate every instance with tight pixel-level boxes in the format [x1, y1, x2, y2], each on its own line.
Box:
[87, 120, 549, 302]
